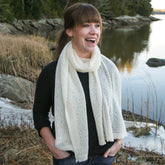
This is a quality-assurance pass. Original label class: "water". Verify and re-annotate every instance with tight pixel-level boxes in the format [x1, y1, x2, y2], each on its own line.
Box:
[101, 15, 165, 125]
[43, 15, 165, 124]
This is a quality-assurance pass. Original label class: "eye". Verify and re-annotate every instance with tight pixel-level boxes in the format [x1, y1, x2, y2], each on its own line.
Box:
[95, 24, 100, 28]
[83, 24, 89, 27]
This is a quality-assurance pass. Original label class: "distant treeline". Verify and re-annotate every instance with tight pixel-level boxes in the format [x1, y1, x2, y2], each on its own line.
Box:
[153, 9, 165, 14]
[0, 0, 153, 23]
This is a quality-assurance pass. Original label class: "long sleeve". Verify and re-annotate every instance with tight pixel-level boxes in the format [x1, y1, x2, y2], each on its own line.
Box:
[33, 61, 57, 136]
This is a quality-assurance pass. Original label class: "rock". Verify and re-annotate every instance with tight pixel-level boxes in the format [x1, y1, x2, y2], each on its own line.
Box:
[0, 19, 63, 35]
[46, 18, 63, 26]
[0, 23, 11, 34]
[146, 58, 165, 67]
[0, 74, 35, 105]
[149, 16, 160, 21]
[114, 15, 139, 25]
[0, 16, 157, 35]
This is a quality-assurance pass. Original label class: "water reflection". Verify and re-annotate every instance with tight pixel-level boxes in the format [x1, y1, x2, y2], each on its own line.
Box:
[101, 25, 150, 73]
[101, 15, 165, 125]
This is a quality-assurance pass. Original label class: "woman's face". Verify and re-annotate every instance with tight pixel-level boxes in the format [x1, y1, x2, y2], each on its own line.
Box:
[66, 22, 101, 58]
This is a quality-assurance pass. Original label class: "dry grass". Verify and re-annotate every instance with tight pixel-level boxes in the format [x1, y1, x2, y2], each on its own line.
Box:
[0, 127, 52, 165]
[114, 147, 165, 165]
[0, 33, 54, 82]
[127, 126, 151, 137]
[0, 127, 164, 165]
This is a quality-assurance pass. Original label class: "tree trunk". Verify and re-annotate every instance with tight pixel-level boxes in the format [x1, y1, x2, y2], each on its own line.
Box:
[21, 0, 25, 11]
[64, 0, 72, 10]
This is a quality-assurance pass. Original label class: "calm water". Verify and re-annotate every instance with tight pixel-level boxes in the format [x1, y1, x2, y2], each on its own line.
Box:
[101, 15, 165, 125]
[44, 15, 165, 124]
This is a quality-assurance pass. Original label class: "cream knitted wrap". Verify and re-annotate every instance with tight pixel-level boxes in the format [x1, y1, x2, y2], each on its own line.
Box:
[54, 41, 127, 162]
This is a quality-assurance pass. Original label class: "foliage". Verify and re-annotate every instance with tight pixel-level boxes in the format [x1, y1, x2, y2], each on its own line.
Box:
[0, 0, 153, 22]
[137, 0, 153, 17]
[0, 0, 14, 22]
[99, 0, 153, 19]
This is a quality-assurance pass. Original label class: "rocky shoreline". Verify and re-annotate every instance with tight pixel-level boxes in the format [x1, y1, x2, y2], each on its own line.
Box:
[0, 15, 160, 35]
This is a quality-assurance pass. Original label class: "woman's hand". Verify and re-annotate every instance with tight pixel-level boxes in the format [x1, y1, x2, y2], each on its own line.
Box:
[53, 148, 70, 159]
[104, 139, 123, 158]
[40, 127, 70, 159]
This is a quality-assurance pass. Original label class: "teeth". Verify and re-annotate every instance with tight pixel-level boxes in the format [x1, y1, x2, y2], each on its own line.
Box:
[86, 39, 96, 43]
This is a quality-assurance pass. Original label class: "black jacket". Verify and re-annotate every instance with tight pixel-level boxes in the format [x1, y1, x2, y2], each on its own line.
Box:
[33, 61, 114, 157]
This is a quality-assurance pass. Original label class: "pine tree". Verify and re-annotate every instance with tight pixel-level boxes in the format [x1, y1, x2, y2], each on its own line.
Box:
[0, 0, 14, 22]
[137, 0, 153, 16]
[9, 0, 25, 19]
[31, 0, 42, 19]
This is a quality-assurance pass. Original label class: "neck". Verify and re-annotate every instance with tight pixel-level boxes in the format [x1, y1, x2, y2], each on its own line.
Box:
[79, 54, 92, 58]
[74, 49, 92, 58]
[72, 46, 92, 58]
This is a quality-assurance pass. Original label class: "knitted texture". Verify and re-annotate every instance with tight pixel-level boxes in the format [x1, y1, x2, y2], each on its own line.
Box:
[54, 41, 127, 162]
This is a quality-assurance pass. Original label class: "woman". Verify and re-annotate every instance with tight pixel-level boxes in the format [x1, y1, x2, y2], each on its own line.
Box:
[33, 3, 127, 165]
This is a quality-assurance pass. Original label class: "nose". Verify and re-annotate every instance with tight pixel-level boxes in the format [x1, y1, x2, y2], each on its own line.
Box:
[89, 25, 97, 34]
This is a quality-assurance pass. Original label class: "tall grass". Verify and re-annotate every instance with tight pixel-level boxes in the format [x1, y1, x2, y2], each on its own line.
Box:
[0, 33, 54, 82]
[125, 71, 164, 136]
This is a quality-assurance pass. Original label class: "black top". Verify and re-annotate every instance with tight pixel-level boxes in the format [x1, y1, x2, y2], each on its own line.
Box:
[33, 61, 114, 157]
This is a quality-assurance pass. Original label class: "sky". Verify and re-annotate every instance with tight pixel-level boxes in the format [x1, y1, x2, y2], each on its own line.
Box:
[151, 0, 165, 9]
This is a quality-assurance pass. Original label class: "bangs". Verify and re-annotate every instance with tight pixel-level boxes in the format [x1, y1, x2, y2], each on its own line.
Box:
[72, 4, 102, 25]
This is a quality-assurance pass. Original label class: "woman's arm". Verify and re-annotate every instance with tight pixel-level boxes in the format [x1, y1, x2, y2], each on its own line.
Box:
[40, 127, 70, 159]
[104, 139, 123, 157]
[33, 61, 58, 136]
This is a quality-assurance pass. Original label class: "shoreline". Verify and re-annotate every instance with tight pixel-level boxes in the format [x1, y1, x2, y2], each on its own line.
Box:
[0, 15, 160, 35]
[122, 109, 165, 127]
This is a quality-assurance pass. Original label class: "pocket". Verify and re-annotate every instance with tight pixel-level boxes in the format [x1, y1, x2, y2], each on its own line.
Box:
[94, 155, 115, 165]
[106, 156, 115, 164]
[53, 155, 76, 165]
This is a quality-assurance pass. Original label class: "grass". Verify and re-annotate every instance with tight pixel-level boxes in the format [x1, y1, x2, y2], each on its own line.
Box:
[125, 71, 164, 136]
[115, 147, 165, 165]
[0, 127, 164, 165]
[127, 126, 151, 137]
[0, 33, 54, 82]
[0, 127, 52, 165]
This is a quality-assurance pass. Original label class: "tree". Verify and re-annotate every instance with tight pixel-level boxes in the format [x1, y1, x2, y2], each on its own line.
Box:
[9, 0, 25, 19]
[31, 0, 42, 19]
[0, 0, 154, 22]
[137, 0, 153, 16]
[0, 0, 14, 22]
[126, 0, 139, 16]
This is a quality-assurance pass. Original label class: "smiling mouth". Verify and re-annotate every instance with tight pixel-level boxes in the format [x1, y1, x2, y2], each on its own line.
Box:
[86, 39, 96, 43]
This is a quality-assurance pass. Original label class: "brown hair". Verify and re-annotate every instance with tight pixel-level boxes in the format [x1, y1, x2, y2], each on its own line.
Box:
[56, 3, 102, 56]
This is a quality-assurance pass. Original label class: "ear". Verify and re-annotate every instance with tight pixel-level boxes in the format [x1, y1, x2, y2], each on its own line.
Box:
[66, 28, 73, 37]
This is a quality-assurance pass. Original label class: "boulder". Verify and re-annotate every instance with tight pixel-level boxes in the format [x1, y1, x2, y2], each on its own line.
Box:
[0, 74, 35, 105]
[146, 58, 165, 67]
[0, 23, 11, 34]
